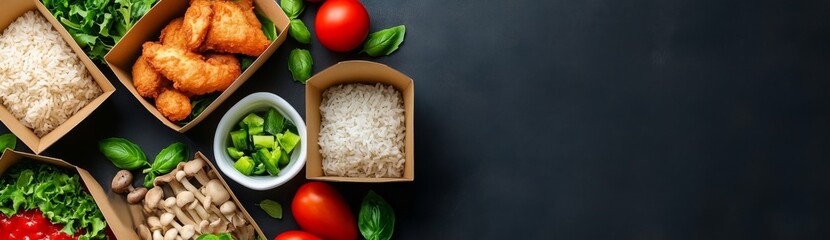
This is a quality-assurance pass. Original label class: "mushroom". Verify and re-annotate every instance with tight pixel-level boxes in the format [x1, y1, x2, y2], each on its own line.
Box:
[164, 228, 178, 240]
[112, 170, 148, 204]
[183, 158, 210, 185]
[138, 224, 152, 240]
[176, 191, 204, 223]
[157, 171, 214, 221]
[153, 230, 164, 240]
[160, 212, 196, 240]
[219, 201, 238, 223]
[175, 171, 231, 221]
[144, 187, 165, 213]
[202, 179, 230, 206]
[164, 197, 196, 226]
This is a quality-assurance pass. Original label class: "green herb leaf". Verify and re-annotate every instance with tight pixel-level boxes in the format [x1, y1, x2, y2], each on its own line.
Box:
[144, 171, 156, 189]
[359, 191, 395, 240]
[196, 233, 235, 240]
[258, 199, 283, 219]
[288, 19, 311, 44]
[280, 0, 304, 19]
[240, 56, 256, 71]
[288, 48, 313, 84]
[256, 10, 277, 41]
[362, 25, 406, 57]
[151, 142, 188, 174]
[99, 138, 149, 170]
[0, 133, 17, 151]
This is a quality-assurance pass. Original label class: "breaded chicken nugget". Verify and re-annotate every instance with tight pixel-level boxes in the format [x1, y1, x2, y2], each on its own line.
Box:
[156, 88, 192, 122]
[142, 42, 241, 95]
[182, 0, 213, 50]
[204, 0, 270, 56]
[160, 18, 189, 49]
[132, 55, 170, 99]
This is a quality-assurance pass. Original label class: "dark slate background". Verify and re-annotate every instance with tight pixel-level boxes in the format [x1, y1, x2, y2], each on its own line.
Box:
[1, 0, 829, 239]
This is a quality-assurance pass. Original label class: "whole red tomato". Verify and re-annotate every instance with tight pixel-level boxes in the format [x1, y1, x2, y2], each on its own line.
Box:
[315, 0, 370, 52]
[292, 182, 358, 240]
[274, 230, 322, 240]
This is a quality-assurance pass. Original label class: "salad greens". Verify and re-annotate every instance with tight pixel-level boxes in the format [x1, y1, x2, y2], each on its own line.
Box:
[196, 233, 235, 240]
[0, 162, 107, 239]
[228, 108, 300, 176]
[0, 133, 17, 151]
[358, 191, 395, 240]
[42, 0, 158, 63]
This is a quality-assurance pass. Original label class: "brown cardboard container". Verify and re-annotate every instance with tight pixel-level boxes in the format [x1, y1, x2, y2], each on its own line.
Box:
[0, 0, 116, 154]
[105, 0, 290, 132]
[107, 151, 266, 239]
[306, 61, 415, 182]
[0, 149, 134, 238]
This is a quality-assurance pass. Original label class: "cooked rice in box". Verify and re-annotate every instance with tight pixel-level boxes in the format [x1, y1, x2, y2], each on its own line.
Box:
[0, 11, 102, 137]
[319, 83, 405, 178]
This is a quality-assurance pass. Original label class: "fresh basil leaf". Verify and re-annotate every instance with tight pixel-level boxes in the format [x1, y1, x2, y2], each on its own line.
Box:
[359, 191, 395, 240]
[256, 10, 277, 41]
[288, 48, 313, 84]
[144, 171, 156, 189]
[289, 19, 311, 44]
[362, 25, 406, 57]
[0, 133, 16, 151]
[99, 138, 149, 170]
[151, 142, 188, 174]
[280, 0, 304, 19]
[258, 199, 283, 219]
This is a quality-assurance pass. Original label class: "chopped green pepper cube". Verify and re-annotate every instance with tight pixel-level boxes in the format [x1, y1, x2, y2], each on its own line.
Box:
[234, 156, 255, 175]
[248, 126, 264, 136]
[239, 113, 265, 129]
[257, 148, 279, 176]
[278, 149, 290, 167]
[253, 163, 266, 175]
[278, 130, 301, 153]
[264, 108, 285, 135]
[230, 130, 249, 151]
[252, 135, 275, 149]
[226, 147, 245, 160]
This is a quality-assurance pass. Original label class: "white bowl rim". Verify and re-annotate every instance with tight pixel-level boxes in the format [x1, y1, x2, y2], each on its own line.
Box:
[213, 92, 307, 191]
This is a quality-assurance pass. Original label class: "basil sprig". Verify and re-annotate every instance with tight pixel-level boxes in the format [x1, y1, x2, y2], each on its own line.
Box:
[362, 25, 407, 57]
[0, 133, 16, 151]
[289, 19, 312, 44]
[99, 138, 149, 170]
[280, 0, 304, 19]
[146, 142, 188, 174]
[288, 49, 313, 83]
[358, 191, 395, 240]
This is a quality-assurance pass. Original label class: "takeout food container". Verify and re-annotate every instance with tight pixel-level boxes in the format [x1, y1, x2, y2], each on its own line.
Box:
[306, 61, 415, 182]
[0, 149, 133, 238]
[106, 151, 267, 239]
[105, 0, 291, 132]
[0, 0, 116, 154]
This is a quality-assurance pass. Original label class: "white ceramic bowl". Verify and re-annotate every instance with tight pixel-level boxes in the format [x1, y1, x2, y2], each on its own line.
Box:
[214, 92, 306, 190]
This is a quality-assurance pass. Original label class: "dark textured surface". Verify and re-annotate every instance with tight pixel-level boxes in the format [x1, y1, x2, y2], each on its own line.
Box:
[1, 0, 830, 239]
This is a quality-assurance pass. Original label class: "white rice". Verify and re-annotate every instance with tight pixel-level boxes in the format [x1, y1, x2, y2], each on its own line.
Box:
[0, 11, 102, 137]
[319, 83, 405, 178]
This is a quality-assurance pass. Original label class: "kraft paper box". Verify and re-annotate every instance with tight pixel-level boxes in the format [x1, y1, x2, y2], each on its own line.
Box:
[105, 0, 290, 132]
[305, 61, 415, 182]
[0, 0, 116, 154]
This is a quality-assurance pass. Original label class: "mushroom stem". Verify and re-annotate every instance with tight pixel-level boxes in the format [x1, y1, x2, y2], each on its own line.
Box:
[171, 221, 195, 240]
[164, 197, 196, 226]
[176, 171, 232, 221]
[184, 158, 211, 185]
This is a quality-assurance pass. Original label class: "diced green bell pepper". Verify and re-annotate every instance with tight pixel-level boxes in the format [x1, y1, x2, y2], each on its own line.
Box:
[234, 156, 255, 175]
[226, 147, 245, 160]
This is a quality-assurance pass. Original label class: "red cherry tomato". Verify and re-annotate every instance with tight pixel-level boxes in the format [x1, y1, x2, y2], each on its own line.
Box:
[274, 230, 323, 240]
[315, 0, 370, 52]
[292, 182, 358, 240]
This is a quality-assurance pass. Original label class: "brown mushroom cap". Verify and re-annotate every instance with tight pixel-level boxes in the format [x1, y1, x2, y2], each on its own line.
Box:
[204, 179, 230, 205]
[127, 187, 149, 204]
[111, 170, 133, 194]
[144, 187, 164, 210]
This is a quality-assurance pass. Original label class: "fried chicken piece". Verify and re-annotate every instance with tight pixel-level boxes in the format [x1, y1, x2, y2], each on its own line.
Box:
[203, 0, 270, 56]
[160, 18, 189, 49]
[142, 42, 240, 95]
[156, 88, 192, 122]
[132, 55, 170, 99]
[182, 0, 213, 50]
